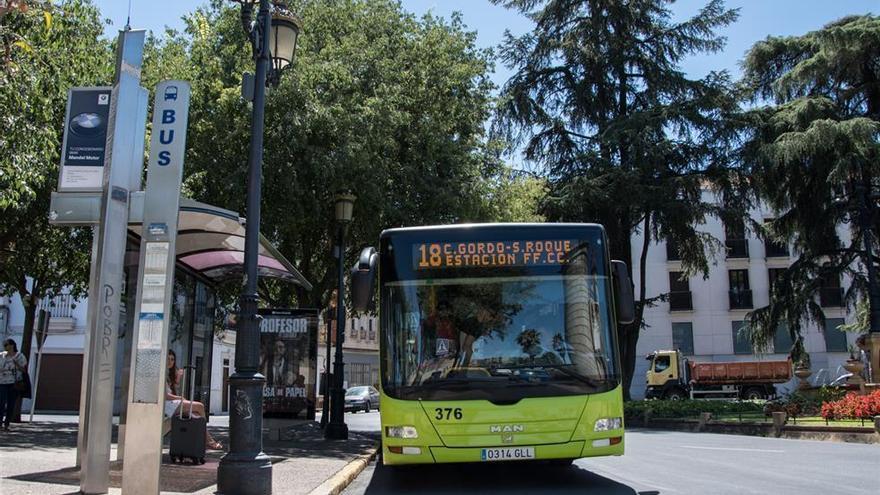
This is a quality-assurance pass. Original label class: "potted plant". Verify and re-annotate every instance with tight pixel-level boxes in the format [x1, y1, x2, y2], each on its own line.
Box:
[843, 344, 866, 385]
[793, 354, 812, 389]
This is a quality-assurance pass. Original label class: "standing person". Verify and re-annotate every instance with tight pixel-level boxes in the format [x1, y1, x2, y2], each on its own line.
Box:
[164, 349, 223, 450]
[0, 339, 27, 431]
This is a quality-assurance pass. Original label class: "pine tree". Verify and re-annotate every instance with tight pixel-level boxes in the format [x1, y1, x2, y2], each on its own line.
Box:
[739, 15, 880, 359]
[493, 0, 739, 398]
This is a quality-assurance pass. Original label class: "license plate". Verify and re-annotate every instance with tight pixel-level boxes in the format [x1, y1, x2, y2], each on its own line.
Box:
[480, 447, 535, 461]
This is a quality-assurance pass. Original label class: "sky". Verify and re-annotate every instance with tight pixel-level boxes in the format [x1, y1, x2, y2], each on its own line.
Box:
[94, 0, 879, 91]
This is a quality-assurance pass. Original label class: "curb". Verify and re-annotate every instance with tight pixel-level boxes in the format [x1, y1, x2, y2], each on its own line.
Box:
[308, 444, 380, 495]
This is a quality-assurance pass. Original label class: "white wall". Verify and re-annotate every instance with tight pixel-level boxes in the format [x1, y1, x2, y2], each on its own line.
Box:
[629, 190, 857, 399]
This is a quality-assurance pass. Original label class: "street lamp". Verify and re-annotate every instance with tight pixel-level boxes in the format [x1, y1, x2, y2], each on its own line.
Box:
[326, 192, 356, 440]
[218, 2, 300, 494]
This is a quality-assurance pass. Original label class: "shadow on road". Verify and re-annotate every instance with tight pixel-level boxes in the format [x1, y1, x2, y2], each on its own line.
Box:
[358, 459, 651, 495]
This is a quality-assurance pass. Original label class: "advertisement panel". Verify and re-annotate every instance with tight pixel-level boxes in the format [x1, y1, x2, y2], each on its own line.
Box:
[58, 87, 113, 191]
[259, 308, 318, 419]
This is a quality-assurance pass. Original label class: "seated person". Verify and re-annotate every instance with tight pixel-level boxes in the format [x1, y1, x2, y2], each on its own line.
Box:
[165, 350, 223, 450]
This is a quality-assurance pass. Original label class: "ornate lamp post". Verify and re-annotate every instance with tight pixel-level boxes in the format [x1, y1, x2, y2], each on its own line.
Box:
[326, 193, 355, 440]
[218, 2, 300, 494]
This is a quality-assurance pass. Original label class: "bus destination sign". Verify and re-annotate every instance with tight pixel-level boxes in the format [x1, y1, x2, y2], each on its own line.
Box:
[414, 240, 577, 270]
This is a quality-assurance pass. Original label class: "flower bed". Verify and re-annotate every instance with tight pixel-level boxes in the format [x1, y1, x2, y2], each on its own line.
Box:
[820, 390, 880, 421]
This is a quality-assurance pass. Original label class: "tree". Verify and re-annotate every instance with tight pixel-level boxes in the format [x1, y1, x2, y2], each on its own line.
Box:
[738, 15, 880, 359]
[0, 0, 111, 417]
[144, 0, 508, 310]
[493, 0, 739, 398]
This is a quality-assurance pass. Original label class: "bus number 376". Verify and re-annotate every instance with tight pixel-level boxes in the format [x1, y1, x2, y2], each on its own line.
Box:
[435, 408, 463, 420]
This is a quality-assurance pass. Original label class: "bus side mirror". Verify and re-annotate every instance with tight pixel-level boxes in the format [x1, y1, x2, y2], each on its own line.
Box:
[351, 246, 378, 313]
[612, 260, 635, 325]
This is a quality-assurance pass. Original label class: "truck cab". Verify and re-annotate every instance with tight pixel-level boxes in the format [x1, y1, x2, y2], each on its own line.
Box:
[645, 350, 688, 400]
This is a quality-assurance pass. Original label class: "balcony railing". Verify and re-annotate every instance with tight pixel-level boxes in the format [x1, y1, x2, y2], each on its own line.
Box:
[819, 287, 844, 307]
[729, 290, 753, 310]
[668, 291, 693, 311]
[726, 239, 749, 259]
[764, 239, 789, 258]
[39, 294, 75, 318]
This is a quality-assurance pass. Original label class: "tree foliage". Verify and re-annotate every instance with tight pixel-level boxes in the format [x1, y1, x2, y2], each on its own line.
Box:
[492, 0, 739, 398]
[143, 0, 522, 309]
[0, 0, 110, 417]
[739, 15, 880, 360]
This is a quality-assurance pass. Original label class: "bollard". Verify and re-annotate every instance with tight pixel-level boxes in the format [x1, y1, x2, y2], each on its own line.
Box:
[698, 412, 712, 431]
[643, 409, 653, 427]
[874, 416, 880, 435]
[772, 411, 787, 437]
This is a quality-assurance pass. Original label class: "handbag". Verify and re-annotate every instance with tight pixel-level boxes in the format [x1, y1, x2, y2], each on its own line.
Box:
[14, 370, 32, 399]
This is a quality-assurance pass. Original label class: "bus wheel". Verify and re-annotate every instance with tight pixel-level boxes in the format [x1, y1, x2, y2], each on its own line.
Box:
[665, 389, 687, 401]
[743, 387, 764, 400]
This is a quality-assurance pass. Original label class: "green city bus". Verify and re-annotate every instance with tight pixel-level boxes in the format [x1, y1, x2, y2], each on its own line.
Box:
[350, 223, 634, 466]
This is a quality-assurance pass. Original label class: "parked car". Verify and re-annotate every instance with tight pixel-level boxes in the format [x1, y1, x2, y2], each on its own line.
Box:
[344, 386, 380, 413]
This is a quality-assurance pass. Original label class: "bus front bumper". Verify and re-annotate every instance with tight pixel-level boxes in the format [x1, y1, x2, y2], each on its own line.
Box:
[382, 439, 624, 465]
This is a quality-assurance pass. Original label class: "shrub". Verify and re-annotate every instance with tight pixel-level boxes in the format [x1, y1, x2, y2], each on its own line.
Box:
[624, 399, 763, 422]
[820, 390, 880, 420]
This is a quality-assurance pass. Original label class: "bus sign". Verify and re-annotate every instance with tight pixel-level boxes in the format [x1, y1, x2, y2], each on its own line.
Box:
[413, 239, 576, 270]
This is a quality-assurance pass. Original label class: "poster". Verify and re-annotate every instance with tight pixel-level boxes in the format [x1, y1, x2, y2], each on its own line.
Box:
[58, 87, 112, 191]
[259, 308, 318, 419]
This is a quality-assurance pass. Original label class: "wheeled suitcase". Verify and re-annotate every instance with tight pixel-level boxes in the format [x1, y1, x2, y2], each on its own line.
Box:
[169, 365, 206, 465]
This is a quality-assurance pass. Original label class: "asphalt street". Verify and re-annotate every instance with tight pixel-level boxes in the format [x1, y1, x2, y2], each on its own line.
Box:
[341, 412, 879, 495]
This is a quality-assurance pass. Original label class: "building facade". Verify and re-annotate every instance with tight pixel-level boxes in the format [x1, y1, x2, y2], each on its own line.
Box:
[630, 192, 858, 399]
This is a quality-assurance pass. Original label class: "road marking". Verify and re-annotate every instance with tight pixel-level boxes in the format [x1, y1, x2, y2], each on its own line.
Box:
[680, 445, 784, 453]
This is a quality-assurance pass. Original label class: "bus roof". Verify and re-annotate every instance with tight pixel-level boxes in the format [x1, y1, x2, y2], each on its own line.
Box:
[380, 222, 605, 238]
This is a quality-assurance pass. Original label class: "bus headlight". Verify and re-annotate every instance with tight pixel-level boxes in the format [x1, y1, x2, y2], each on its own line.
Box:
[385, 426, 419, 439]
[594, 417, 622, 432]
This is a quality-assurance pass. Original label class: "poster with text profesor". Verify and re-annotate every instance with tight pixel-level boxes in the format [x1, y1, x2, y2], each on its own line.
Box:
[259, 308, 318, 419]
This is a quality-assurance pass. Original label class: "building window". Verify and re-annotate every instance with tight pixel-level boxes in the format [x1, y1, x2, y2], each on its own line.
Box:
[763, 219, 789, 257]
[728, 269, 753, 309]
[823, 318, 847, 352]
[819, 272, 843, 307]
[725, 219, 749, 259]
[768, 268, 786, 297]
[668, 272, 692, 311]
[773, 323, 794, 355]
[666, 237, 681, 261]
[672, 322, 694, 355]
[732, 320, 752, 354]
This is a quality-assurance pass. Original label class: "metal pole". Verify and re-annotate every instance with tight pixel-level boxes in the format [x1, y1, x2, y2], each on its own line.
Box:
[321, 312, 332, 428]
[326, 225, 349, 440]
[29, 310, 48, 423]
[218, 0, 273, 493]
[80, 29, 149, 495]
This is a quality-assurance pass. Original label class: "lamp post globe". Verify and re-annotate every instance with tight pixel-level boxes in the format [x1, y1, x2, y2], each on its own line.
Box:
[217, 1, 300, 494]
[326, 193, 356, 440]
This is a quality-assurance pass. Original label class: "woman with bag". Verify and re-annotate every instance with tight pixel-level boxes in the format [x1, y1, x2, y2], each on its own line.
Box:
[0, 338, 28, 431]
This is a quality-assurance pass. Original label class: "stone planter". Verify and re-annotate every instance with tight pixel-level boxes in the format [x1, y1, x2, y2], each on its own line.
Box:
[794, 367, 812, 389]
[843, 360, 866, 385]
[772, 411, 787, 437]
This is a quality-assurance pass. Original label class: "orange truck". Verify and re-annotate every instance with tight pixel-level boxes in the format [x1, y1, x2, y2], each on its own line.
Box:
[645, 350, 792, 400]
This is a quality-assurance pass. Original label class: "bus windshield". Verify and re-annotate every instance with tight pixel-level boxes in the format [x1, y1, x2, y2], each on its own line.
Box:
[379, 226, 620, 402]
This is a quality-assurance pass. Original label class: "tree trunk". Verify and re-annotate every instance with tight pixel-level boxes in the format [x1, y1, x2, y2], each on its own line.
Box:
[13, 295, 38, 422]
[620, 215, 651, 401]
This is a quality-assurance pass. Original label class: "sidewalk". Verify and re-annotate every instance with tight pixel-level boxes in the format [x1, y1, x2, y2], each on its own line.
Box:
[0, 416, 379, 494]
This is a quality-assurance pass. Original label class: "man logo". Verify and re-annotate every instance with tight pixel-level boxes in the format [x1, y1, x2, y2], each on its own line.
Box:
[489, 424, 524, 433]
